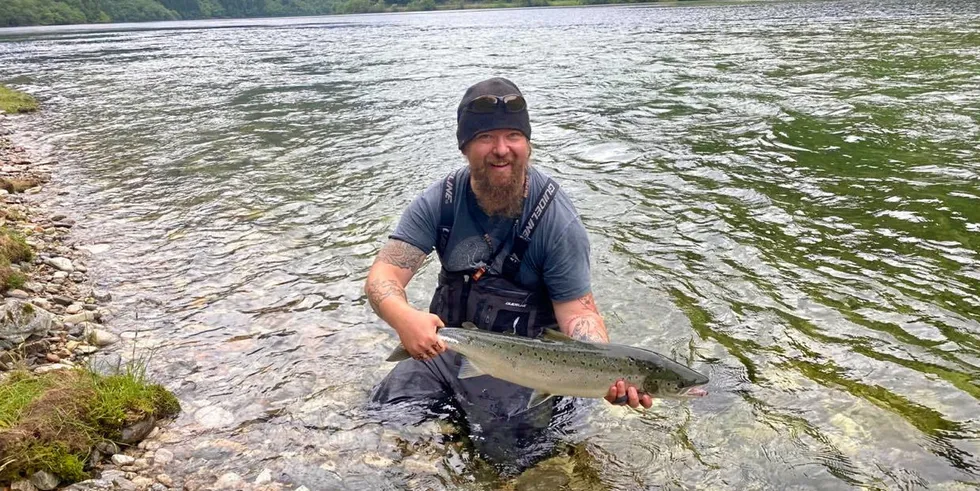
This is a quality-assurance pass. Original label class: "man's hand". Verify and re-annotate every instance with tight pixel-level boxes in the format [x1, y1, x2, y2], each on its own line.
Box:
[391, 308, 446, 360]
[605, 379, 653, 409]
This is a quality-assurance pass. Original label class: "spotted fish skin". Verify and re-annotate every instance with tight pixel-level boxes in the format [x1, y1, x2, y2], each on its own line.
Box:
[386, 325, 708, 402]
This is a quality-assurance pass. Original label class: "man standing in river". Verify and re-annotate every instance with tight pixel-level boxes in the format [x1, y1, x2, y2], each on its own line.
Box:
[365, 77, 651, 464]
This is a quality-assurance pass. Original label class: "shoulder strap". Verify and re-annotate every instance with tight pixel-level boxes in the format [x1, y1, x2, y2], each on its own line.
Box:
[436, 168, 462, 258]
[502, 178, 560, 280]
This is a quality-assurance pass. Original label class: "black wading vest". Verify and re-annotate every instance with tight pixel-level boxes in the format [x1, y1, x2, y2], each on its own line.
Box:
[428, 168, 560, 338]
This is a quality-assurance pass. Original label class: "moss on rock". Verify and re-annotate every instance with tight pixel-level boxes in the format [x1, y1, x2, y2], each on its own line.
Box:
[0, 366, 180, 484]
[0, 85, 39, 114]
[0, 228, 32, 292]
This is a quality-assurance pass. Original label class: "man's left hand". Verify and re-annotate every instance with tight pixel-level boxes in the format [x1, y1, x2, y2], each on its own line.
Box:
[605, 379, 653, 409]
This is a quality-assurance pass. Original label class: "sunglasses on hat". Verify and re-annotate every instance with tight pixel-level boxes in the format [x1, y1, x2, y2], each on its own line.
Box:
[465, 94, 527, 114]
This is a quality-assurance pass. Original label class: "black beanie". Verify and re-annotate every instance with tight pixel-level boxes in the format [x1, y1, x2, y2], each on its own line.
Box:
[456, 77, 532, 150]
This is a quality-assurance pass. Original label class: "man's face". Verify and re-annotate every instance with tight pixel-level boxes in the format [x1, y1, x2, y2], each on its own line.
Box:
[463, 128, 531, 218]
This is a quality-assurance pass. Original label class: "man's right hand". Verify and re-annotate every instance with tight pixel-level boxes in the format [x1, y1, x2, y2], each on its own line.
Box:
[392, 308, 446, 360]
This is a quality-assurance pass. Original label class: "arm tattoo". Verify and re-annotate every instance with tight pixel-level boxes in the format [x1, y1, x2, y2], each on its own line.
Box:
[376, 240, 426, 273]
[366, 278, 407, 315]
[568, 315, 608, 343]
[577, 293, 600, 315]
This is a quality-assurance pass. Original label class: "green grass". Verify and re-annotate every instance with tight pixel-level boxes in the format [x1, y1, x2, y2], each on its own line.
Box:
[0, 85, 38, 114]
[0, 228, 33, 293]
[0, 364, 180, 484]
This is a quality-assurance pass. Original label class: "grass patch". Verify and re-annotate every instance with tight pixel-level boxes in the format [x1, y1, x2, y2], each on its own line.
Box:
[0, 178, 41, 194]
[0, 365, 180, 484]
[0, 227, 32, 292]
[0, 85, 39, 114]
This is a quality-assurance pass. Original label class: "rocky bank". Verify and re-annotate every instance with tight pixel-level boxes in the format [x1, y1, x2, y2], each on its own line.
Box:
[0, 114, 186, 491]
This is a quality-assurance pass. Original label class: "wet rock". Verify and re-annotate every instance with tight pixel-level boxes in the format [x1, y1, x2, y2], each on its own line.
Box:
[89, 352, 123, 375]
[45, 353, 60, 363]
[86, 326, 120, 347]
[51, 295, 74, 306]
[363, 454, 393, 468]
[155, 474, 173, 487]
[30, 470, 60, 490]
[34, 363, 72, 374]
[69, 272, 86, 282]
[43, 257, 73, 272]
[52, 271, 68, 281]
[22, 339, 50, 356]
[255, 469, 273, 485]
[7, 289, 29, 299]
[68, 323, 86, 338]
[195, 406, 235, 429]
[120, 417, 156, 445]
[131, 476, 154, 489]
[23, 281, 43, 294]
[93, 289, 112, 302]
[30, 297, 52, 311]
[0, 299, 54, 344]
[11, 479, 38, 491]
[153, 448, 174, 466]
[64, 471, 136, 491]
[112, 454, 135, 466]
[215, 473, 244, 490]
[86, 449, 102, 467]
[96, 441, 120, 455]
[66, 303, 84, 314]
[64, 311, 96, 324]
[75, 344, 99, 355]
[150, 484, 168, 491]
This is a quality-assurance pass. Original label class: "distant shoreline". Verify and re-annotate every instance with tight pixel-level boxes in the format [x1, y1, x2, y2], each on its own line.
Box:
[0, 0, 739, 31]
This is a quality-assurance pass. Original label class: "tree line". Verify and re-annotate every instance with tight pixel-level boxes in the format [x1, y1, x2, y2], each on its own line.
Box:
[0, 0, 658, 26]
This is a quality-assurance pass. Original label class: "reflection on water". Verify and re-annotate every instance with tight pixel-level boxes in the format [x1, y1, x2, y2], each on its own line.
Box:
[1, 0, 979, 488]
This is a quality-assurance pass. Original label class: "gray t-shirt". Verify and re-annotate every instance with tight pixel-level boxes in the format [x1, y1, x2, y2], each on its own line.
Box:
[391, 166, 591, 302]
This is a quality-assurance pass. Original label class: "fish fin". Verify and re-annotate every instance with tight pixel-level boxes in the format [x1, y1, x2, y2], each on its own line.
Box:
[526, 390, 554, 409]
[386, 345, 412, 362]
[457, 357, 487, 379]
[462, 322, 479, 330]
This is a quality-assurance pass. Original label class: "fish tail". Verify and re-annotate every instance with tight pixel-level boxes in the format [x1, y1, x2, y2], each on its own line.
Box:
[386, 345, 412, 362]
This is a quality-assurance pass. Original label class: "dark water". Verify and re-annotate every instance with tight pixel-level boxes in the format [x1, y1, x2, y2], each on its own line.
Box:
[1, 0, 979, 488]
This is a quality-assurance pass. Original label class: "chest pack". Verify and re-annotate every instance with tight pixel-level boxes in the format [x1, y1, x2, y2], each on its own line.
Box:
[428, 168, 561, 337]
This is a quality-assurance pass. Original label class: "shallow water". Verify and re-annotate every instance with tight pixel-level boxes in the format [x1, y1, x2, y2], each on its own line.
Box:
[1, 0, 979, 488]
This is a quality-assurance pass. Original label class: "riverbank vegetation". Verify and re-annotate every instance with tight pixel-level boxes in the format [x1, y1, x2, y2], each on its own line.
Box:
[0, 86, 39, 114]
[0, 228, 32, 292]
[0, 365, 180, 483]
[0, 0, 672, 26]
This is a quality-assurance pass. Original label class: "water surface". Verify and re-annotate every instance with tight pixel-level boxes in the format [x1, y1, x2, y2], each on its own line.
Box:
[1, 0, 979, 488]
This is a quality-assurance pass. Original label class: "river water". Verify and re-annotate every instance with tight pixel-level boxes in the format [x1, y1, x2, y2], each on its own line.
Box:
[1, 0, 979, 488]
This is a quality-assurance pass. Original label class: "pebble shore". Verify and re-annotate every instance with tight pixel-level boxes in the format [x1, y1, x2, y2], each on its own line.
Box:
[0, 115, 185, 491]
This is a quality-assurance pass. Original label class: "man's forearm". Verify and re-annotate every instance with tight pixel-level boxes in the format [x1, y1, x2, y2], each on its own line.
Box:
[564, 313, 609, 343]
[366, 276, 409, 319]
[364, 239, 427, 330]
